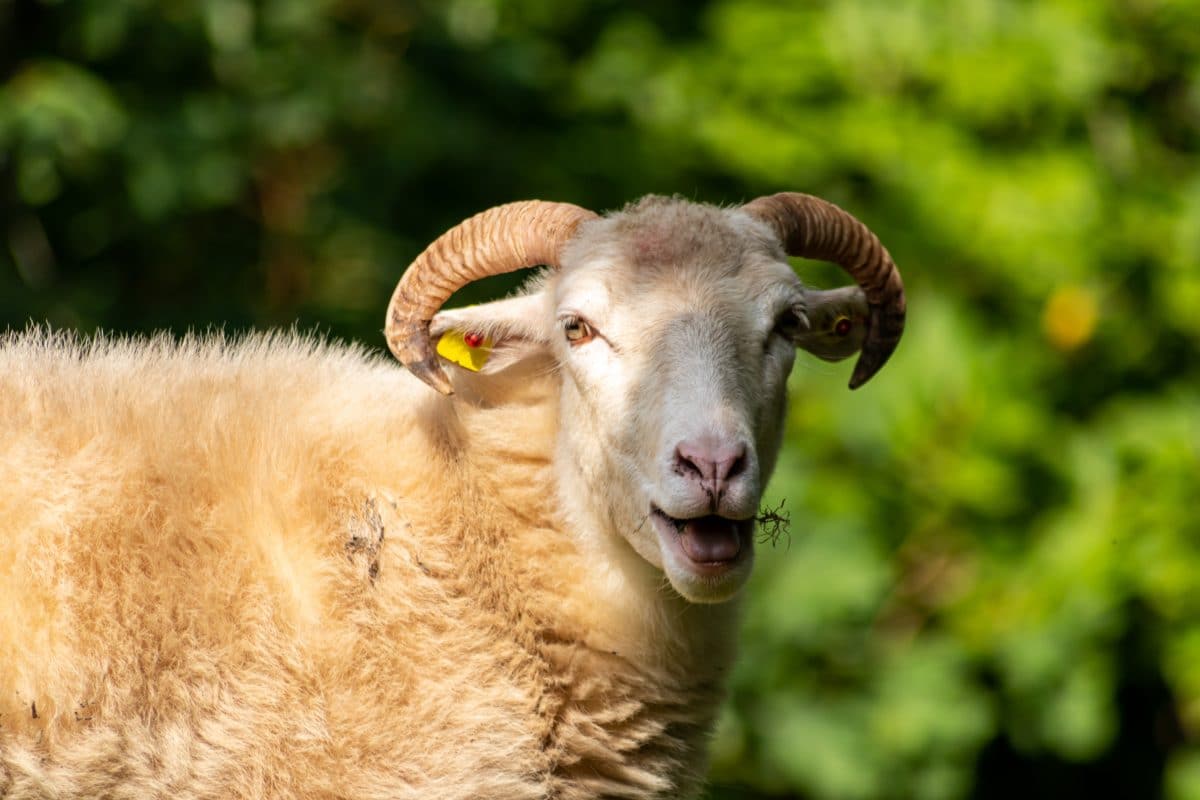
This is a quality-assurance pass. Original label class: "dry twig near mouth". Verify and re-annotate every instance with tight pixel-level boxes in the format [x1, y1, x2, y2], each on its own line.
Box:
[755, 499, 791, 550]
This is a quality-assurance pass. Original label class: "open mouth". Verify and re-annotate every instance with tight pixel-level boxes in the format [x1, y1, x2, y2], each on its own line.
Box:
[651, 507, 753, 575]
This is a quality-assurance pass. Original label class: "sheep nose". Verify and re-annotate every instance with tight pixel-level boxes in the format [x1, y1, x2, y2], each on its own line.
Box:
[674, 437, 748, 505]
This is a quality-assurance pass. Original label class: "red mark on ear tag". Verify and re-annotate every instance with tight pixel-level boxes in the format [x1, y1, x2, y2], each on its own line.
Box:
[834, 318, 853, 337]
[463, 332, 485, 348]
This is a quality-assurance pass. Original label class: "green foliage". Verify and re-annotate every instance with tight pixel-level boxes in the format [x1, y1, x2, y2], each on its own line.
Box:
[3, 1, 1198, 797]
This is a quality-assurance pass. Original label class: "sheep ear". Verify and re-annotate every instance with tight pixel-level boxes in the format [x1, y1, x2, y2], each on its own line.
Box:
[429, 292, 550, 376]
[795, 286, 869, 362]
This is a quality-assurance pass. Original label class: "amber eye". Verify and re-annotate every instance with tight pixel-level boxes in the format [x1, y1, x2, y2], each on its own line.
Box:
[563, 317, 594, 345]
[833, 316, 853, 337]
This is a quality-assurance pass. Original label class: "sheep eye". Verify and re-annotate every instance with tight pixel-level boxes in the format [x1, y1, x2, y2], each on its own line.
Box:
[563, 317, 594, 345]
[832, 316, 853, 337]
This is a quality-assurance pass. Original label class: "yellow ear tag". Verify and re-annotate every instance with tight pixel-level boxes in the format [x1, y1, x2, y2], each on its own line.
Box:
[436, 330, 493, 372]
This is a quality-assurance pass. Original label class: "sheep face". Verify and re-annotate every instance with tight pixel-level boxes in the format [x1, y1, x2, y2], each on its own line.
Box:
[539, 199, 799, 602]
[428, 198, 876, 604]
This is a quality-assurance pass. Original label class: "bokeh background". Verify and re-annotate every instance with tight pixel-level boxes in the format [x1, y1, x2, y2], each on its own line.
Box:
[3, 1, 1199, 797]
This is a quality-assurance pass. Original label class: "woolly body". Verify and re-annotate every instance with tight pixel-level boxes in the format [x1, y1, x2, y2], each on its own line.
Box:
[0, 330, 736, 799]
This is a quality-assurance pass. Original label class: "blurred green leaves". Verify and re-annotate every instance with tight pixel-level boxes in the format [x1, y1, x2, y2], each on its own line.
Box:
[0, 59, 126, 204]
[3, 0, 1199, 797]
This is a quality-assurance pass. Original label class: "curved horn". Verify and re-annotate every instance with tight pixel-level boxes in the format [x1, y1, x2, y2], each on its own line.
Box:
[742, 192, 906, 389]
[385, 201, 598, 394]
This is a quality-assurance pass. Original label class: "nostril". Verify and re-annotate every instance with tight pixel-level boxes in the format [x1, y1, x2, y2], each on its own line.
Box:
[674, 444, 710, 480]
[724, 448, 747, 481]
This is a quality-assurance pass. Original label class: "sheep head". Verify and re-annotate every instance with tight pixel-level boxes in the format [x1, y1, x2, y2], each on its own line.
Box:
[386, 194, 905, 603]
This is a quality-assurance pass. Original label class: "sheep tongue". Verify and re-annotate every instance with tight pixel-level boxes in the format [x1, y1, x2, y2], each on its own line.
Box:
[679, 516, 741, 563]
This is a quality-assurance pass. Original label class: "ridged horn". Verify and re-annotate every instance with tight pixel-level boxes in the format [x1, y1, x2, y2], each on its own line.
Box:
[385, 201, 598, 394]
[743, 192, 906, 389]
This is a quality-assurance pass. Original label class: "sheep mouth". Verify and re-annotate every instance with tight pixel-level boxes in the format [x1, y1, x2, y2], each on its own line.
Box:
[651, 507, 753, 574]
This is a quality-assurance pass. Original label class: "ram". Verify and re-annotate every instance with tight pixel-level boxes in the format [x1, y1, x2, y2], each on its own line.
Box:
[0, 192, 904, 799]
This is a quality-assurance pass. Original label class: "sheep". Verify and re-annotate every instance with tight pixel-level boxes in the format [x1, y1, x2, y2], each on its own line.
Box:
[0, 193, 905, 799]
